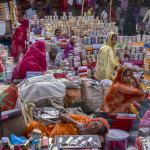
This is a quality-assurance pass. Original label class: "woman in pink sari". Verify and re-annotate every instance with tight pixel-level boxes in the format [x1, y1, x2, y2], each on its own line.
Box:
[62, 36, 75, 60]
[12, 40, 47, 80]
[11, 18, 29, 61]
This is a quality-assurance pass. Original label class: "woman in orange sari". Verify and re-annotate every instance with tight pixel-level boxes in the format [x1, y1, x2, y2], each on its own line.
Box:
[24, 113, 109, 139]
[101, 66, 144, 118]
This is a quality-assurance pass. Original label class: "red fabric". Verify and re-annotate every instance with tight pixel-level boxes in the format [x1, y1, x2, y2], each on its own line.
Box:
[136, 138, 143, 150]
[1, 85, 18, 112]
[114, 66, 133, 84]
[0, 60, 3, 72]
[109, 8, 116, 22]
[139, 108, 150, 128]
[11, 18, 29, 60]
[101, 66, 144, 117]
[61, 0, 68, 13]
[12, 40, 47, 80]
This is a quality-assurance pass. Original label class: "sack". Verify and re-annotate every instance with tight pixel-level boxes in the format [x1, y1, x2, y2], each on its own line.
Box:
[18, 75, 66, 108]
[81, 81, 104, 110]
[64, 88, 81, 108]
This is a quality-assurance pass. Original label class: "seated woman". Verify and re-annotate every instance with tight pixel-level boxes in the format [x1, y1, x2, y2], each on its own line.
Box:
[11, 18, 29, 61]
[12, 40, 47, 80]
[46, 47, 62, 69]
[101, 66, 144, 118]
[24, 113, 109, 140]
[62, 36, 75, 60]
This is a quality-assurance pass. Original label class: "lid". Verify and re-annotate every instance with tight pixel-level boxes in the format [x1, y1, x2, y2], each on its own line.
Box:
[106, 129, 129, 139]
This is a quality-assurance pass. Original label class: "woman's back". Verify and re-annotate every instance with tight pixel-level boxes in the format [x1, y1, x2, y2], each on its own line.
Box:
[12, 41, 46, 80]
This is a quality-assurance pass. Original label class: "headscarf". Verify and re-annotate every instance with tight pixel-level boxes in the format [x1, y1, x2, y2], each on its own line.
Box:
[23, 40, 47, 70]
[104, 32, 117, 51]
[113, 66, 133, 84]
[13, 18, 29, 40]
[34, 40, 46, 53]
[11, 18, 29, 60]
[86, 117, 109, 135]
[20, 18, 29, 31]
[12, 41, 47, 80]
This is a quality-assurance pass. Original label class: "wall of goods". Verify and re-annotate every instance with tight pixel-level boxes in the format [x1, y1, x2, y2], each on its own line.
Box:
[31, 14, 148, 82]
[0, 0, 18, 26]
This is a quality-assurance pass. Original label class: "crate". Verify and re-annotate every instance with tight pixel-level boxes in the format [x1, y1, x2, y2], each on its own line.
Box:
[54, 135, 101, 149]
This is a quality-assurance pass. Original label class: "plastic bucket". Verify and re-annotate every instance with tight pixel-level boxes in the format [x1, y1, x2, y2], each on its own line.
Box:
[105, 129, 129, 150]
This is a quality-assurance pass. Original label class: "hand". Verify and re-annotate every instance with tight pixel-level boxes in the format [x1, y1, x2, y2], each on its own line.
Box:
[75, 123, 86, 135]
[59, 113, 69, 123]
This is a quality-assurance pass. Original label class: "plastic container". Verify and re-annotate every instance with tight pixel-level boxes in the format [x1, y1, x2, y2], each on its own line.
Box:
[105, 129, 129, 150]
[111, 114, 136, 132]
[0, 21, 6, 35]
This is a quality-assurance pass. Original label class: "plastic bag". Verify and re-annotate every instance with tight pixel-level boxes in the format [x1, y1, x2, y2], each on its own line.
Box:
[10, 134, 27, 145]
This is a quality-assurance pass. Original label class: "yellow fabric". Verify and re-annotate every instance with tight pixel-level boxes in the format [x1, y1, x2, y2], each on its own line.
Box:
[87, 10, 92, 16]
[94, 32, 120, 81]
[144, 75, 150, 81]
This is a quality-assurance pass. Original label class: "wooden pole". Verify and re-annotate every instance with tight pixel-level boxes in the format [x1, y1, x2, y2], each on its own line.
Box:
[81, 0, 85, 17]
[80, 0, 85, 37]
[109, 0, 112, 23]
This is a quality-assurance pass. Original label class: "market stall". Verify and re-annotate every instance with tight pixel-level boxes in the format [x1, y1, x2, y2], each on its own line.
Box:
[0, 2, 150, 149]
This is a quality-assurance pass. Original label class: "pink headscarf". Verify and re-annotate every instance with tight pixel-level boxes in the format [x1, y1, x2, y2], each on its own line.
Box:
[139, 108, 150, 128]
[12, 40, 47, 80]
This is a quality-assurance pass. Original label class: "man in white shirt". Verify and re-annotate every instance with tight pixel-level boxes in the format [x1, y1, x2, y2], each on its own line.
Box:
[101, 8, 108, 21]
[46, 47, 62, 69]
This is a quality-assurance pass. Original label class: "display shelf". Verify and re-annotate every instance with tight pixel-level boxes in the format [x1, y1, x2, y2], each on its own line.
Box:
[120, 60, 143, 67]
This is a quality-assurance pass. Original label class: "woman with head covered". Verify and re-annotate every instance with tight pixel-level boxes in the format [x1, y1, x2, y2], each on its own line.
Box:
[101, 66, 144, 118]
[11, 18, 29, 61]
[94, 32, 120, 81]
[12, 40, 47, 80]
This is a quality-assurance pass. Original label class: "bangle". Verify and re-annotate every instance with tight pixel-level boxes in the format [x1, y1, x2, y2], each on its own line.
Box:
[137, 82, 141, 87]
[67, 117, 70, 123]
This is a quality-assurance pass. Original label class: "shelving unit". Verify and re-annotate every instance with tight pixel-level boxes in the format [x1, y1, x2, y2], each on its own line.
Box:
[50, 0, 61, 16]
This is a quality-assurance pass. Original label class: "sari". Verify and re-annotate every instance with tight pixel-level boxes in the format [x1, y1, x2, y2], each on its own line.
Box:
[24, 114, 109, 139]
[101, 66, 144, 117]
[94, 32, 120, 81]
[62, 41, 74, 60]
[11, 18, 29, 60]
[12, 41, 47, 80]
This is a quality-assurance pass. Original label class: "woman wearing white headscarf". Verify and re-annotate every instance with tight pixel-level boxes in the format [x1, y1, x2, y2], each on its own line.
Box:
[94, 32, 120, 81]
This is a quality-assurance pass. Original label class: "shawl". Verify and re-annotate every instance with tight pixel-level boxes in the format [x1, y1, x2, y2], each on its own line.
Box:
[94, 32, 120, 81]
[62, 41, 74, 60]
[11, 18, 29, 60]
[12, 41, 47, 80]
[24, 114, 109, 139]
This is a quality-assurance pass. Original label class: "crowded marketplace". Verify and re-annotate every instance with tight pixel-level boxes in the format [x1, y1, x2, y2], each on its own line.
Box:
[0, 0, 150, 149]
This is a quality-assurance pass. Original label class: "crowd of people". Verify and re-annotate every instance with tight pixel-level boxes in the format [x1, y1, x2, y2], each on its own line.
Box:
[4, 2, 150, 147]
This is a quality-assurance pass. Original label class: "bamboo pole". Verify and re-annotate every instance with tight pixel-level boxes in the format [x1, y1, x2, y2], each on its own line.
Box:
[109, 0, 112, 23]
[81, 0, 85, 17]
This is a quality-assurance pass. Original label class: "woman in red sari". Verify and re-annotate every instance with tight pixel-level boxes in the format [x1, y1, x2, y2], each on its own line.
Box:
[101, 66, 144, 118]
[12, 40, 47, 80]
[11, 18, 29, 61]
